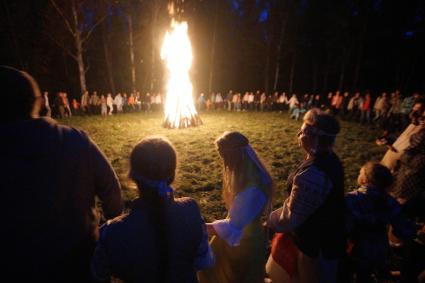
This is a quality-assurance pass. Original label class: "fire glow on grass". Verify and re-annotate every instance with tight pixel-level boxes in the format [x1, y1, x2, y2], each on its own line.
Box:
[161, 20, 202, 128]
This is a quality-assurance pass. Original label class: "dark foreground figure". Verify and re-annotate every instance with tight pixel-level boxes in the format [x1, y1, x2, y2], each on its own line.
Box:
[0, 66, 123, 282]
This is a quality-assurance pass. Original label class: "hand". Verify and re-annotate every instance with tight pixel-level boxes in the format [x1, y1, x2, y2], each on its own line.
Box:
[206, 223, 216, 237]
[376, 138, 387, 146]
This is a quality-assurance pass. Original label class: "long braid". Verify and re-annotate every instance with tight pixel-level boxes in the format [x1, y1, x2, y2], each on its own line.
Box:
[143, 188, 168, 283]
[129, 137, 177, 283]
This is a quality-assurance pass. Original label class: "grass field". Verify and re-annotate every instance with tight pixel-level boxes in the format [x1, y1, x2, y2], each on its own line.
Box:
[62, 111, 387, 221]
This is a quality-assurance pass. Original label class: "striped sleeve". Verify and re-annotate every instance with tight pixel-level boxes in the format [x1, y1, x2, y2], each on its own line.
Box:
[269, 166, 332, 233]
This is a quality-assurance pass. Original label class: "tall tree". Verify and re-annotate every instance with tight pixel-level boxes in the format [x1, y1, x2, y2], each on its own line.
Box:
[45, 0, 107, 95]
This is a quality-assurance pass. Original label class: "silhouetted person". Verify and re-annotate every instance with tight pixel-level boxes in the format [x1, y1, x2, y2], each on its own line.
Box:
[0, 66, 123, 283]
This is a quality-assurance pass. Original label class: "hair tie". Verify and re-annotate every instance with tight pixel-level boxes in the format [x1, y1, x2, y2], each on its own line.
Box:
[132, 174, 173, 197]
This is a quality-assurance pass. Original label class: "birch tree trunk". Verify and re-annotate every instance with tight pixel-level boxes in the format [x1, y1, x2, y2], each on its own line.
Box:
[149, 0, 160, 92]
[128, 14, 136, 92]
[264, 39, 271, 94]
[102, 21, 116, 95]
[72, 1, 87, 94]
[273, 13, 289, 91]
[289, 52, 296, 94]
[208, 0, 218, 94]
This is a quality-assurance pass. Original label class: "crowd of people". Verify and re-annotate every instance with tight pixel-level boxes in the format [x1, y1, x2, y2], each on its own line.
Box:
[44, 89, 419, 135]
[2, 64, 425, 283]
[197, 90, 420, 130]
[41, 90, 165, 118]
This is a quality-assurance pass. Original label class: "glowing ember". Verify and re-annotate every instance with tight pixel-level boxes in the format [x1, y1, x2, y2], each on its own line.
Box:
[161, 20, 202, 128]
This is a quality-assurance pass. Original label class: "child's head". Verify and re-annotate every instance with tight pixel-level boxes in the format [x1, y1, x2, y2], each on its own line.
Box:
[129, 137, 177, 190]
[357, 161, 393, 190]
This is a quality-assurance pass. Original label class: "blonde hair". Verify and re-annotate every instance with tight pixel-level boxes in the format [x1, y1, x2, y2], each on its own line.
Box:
[216, 131, 273, 208]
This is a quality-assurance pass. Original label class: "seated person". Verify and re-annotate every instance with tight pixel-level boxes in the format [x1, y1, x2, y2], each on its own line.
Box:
[91, 137, 214, 282]
[345, 162, 415, 282]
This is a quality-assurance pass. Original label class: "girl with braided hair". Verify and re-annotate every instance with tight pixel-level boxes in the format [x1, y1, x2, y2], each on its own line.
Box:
[92, 137, 214, 283]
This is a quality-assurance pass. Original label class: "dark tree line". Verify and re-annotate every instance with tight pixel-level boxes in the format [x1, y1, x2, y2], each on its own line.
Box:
[0, 0, 424, 99]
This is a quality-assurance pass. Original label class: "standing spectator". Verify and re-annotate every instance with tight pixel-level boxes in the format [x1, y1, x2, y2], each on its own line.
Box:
[277, 92, 287, 112]
[100, 95, 107, 116]
[128, 93, 136, 112]
[155, 93, 162, 111]
[267, 109, 345, 283]
[242, 92, 249, 111]
[198, 131, 273, 283]
[0, 66, 123, 283]
[267, 94, 274, 111]
[92, 137, 214, 282]
[290, 103, 300, 120]
[206, 94, 212, 111]
[226, 90, 233, 111]
[233, 92, 241, 112]
[122, 93, 129, 112]
[272, 91, 279, 111]
[287, 94, 299, 115]
[114, 93, 123, 113]
[307, 94, 314, 110]
[260, 92, 267, 112]
[135, 92, 142, 111]
[254, 90, 261, 111]
[312, 94, 322, 109]
[248, 92, 255, 111]
[341, 92, 350, 118]
[210, 92, 216, 110]
[72, 98, 80, 115]
[90, 91, 100, 115]
[143, 93, 151, 112]
[215, 92, 223, 110]
[331, 91, 343, 116]
[54, 92, 65, 118]
[42, 91, 51, 117]
[347, 92, 361, 121]
[106, 93, 114, 115]
[376, 92, 391, 127]
[389, 90, 403, 131]
[198, 93, 206, 111]
[62, 92, 72, 118]
[360, 91, 372, 124]
[325, 92, 333, 110]
[81, 90, 89, 115]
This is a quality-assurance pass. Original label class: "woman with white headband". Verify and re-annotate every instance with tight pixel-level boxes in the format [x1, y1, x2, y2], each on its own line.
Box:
[92, 137, 214, 283]
[267, 109, 346, 283]
[198, 131, 273, 283]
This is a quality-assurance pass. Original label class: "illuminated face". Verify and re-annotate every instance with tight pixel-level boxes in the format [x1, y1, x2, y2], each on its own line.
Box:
[357, 167, 367, 186]
[410, 103, 425, 125]
[297, 123, 316, 153]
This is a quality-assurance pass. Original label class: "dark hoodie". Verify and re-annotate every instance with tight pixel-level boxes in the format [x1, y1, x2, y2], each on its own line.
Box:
[0, 117, 122, 282]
